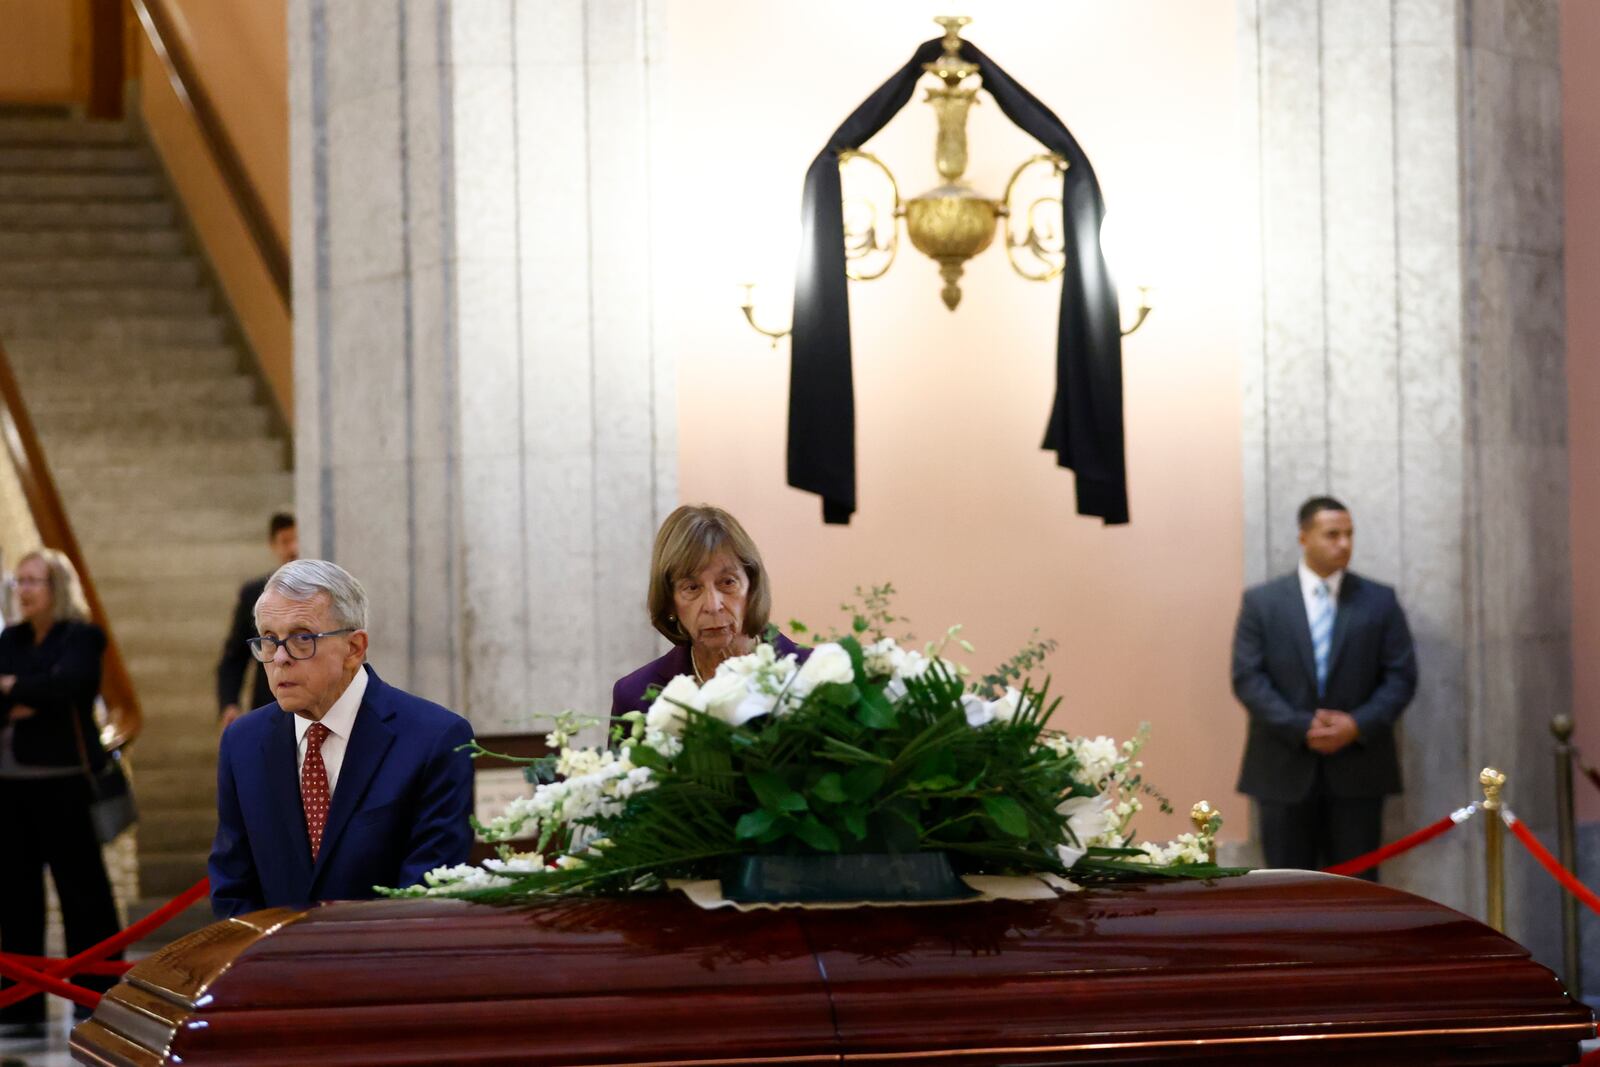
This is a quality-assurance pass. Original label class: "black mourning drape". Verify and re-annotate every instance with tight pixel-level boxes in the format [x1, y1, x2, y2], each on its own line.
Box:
[786, 38, 1128, 526]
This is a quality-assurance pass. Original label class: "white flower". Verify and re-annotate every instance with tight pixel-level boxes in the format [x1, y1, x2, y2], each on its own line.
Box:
[988, 687, 1023, 724]
[862, 637, 907, 679]
[790, 642, 854, 696]
[1071, 735, 1121, 786]
[698, 671, 751, 725]
[884, 650, 938, 701]
[483, 852, 548, 875]
[732, 689, 779, 725]
[646, 675, 703, 736]
[961, 692, 994, 727]
[1056, 792, 1121, 870]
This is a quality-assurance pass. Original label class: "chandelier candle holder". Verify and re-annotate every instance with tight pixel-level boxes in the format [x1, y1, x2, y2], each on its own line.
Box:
[740, 15, 1153, 342]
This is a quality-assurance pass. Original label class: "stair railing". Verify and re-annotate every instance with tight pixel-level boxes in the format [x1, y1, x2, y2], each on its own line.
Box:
[0, 336, 144, 751]
[127, 0, 291, 310]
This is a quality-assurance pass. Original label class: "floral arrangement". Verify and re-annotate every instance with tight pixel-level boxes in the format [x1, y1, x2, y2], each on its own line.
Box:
[391, 597, 1239, 902]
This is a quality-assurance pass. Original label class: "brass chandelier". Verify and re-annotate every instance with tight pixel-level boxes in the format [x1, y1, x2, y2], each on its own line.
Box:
[742, 15, 1152, 344]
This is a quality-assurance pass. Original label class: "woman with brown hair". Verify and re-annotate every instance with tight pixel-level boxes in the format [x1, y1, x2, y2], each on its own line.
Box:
[610, 505, 807, 718]
[0, 549, 122, 1038]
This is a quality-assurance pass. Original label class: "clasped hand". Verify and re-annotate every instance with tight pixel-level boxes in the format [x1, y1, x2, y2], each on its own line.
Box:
[1306, 708, 1358, 754]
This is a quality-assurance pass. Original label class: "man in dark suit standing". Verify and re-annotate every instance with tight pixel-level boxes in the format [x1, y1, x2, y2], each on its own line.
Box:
[217, 512, 299, 730]
[1231, 496, 1418, 879]
[209, 559, 475, 917]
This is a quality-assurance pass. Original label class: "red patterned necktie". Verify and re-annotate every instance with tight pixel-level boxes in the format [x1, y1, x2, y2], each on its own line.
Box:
[301, 722, 332, 858]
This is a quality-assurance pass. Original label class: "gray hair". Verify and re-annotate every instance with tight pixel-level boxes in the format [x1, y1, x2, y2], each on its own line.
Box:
[257, 559, 370, 631]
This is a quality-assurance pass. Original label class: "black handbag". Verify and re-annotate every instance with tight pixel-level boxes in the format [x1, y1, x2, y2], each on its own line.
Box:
[70, 707, 137, 844]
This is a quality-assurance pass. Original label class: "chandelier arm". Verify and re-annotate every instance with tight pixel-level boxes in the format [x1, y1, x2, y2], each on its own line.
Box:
[839, 149, 901, 281]
[739, 283, 791, 349]
[1003, 153, 1068, 282]
[1120, 285, 1154, 337]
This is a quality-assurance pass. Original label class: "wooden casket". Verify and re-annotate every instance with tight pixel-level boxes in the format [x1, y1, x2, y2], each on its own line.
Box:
[71, 871, 1593, 1066]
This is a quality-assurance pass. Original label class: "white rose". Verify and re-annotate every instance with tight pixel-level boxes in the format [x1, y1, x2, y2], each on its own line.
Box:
[698, 671, 750, 725]
[646, 674, 703, 736]
[791, 642, 855, 697]
[732, 689, 778, 725]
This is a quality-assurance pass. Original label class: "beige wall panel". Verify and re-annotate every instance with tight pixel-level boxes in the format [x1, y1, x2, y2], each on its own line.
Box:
[0, 0, 81, 104]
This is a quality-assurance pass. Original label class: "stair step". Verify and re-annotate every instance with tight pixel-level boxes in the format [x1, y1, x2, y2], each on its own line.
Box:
[35, 404, 272, 441]
[0, 145, 153, 173]
[0, 228, 185, 258]
[48, 437, 288, 475]
[0, 118, 136, 145]
[0, 309, 228, 344]
[26, 374, 257, 409]
[118, 616, 242, 657]
[0, 256, 202, 287]
[99, 575, 249, 615]
[94, 541, 286, 581]
[0, 199, 174, 228]
[56, 469, 293, 511]
[0, 286, 214, 315]
[126, 898, 215, 949]
[130, 807, 216, 854]
[71, 502, 278, 544]
[137, 851, 211, 899]
[4, 341, 240, 377]
[130, 767, 217, 809]
[0, 171, 165, 200]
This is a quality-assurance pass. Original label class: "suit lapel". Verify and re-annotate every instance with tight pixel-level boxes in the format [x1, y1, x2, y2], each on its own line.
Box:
[1280, 574, 1317, 687]
[308, 671, 396, 893]
[1326, 572, 1359, 683]
[261, 709, 314, 893]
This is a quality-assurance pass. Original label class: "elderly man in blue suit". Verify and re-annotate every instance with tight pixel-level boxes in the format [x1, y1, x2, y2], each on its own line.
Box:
[1231, 496, 1418, 880]
[209, 559, 474, 917]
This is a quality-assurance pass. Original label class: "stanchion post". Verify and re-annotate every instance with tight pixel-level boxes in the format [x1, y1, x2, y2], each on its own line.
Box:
[1481, 767, 1506, 933]
[1551, 715, 1581, 998]
[1190, 801, 1218, 864]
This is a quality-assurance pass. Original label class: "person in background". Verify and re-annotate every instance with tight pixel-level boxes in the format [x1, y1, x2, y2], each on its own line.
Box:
[209, 559, 475, 918]
[611, 504, 808, 719]
[0, 549, 122, 1039]
[1231, 496, 1418, 880]
[217, 512, 299, 730]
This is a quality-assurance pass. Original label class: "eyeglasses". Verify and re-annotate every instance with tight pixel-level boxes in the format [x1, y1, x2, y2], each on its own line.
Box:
[6, 576, 49, 588]
[247, 629, 355, 663]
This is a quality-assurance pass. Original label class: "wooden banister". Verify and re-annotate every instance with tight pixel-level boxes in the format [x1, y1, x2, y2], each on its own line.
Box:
[128, 0, 291, 310]
[0, 337, 144, 752]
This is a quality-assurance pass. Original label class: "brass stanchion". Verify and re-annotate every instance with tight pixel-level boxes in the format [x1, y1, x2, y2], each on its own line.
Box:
[1191, 801, 1218, 864]
[1481, 767, 1506, 933]
[1552, 716, 1581, 998]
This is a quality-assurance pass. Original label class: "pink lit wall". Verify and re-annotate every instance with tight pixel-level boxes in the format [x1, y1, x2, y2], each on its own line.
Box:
[1564, 0, 1600, 823]
[664, 0, 1243, 843]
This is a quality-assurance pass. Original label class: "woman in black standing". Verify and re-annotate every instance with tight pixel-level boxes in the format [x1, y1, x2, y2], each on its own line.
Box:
[0, 548, 122, 1038]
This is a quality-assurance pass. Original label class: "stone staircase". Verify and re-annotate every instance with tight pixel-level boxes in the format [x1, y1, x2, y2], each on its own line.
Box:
[0, 114, 291, 937]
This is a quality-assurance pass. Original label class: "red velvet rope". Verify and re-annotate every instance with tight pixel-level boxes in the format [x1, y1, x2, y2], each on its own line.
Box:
[0, 877, 210, 1010]
[1321, 812, 1465, 877]
[1503, 813, 1600, 918]
[0, 954, 131, 976]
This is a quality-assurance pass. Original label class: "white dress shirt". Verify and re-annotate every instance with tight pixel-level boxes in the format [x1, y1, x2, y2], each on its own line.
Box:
[293, 665, 368, 796]
[1297, 560, 1344, 627]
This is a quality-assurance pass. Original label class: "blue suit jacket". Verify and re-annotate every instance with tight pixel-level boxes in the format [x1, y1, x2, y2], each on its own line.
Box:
[1231, 571, 1418, 803]
[209, 665, 475, 918]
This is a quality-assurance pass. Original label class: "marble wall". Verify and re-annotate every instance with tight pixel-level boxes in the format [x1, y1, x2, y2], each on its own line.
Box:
[1240, 0, 1569, 967]
[287, 0, 676, 733]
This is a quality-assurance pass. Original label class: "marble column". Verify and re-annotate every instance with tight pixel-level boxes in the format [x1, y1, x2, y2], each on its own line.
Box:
[1239, 0, 1567, 965]
[287, 0, 675, 734]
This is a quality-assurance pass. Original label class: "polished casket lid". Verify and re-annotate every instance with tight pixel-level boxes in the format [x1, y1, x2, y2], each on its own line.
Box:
[72, 871, 1593, 1066]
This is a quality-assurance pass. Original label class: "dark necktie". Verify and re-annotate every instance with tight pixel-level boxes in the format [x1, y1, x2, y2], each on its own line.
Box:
[301, 722, 332, 858]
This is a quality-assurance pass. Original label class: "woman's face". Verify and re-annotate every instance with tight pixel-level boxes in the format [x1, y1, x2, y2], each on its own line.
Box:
[672, 548, 750, 654]
[14, 557, 52, 624]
